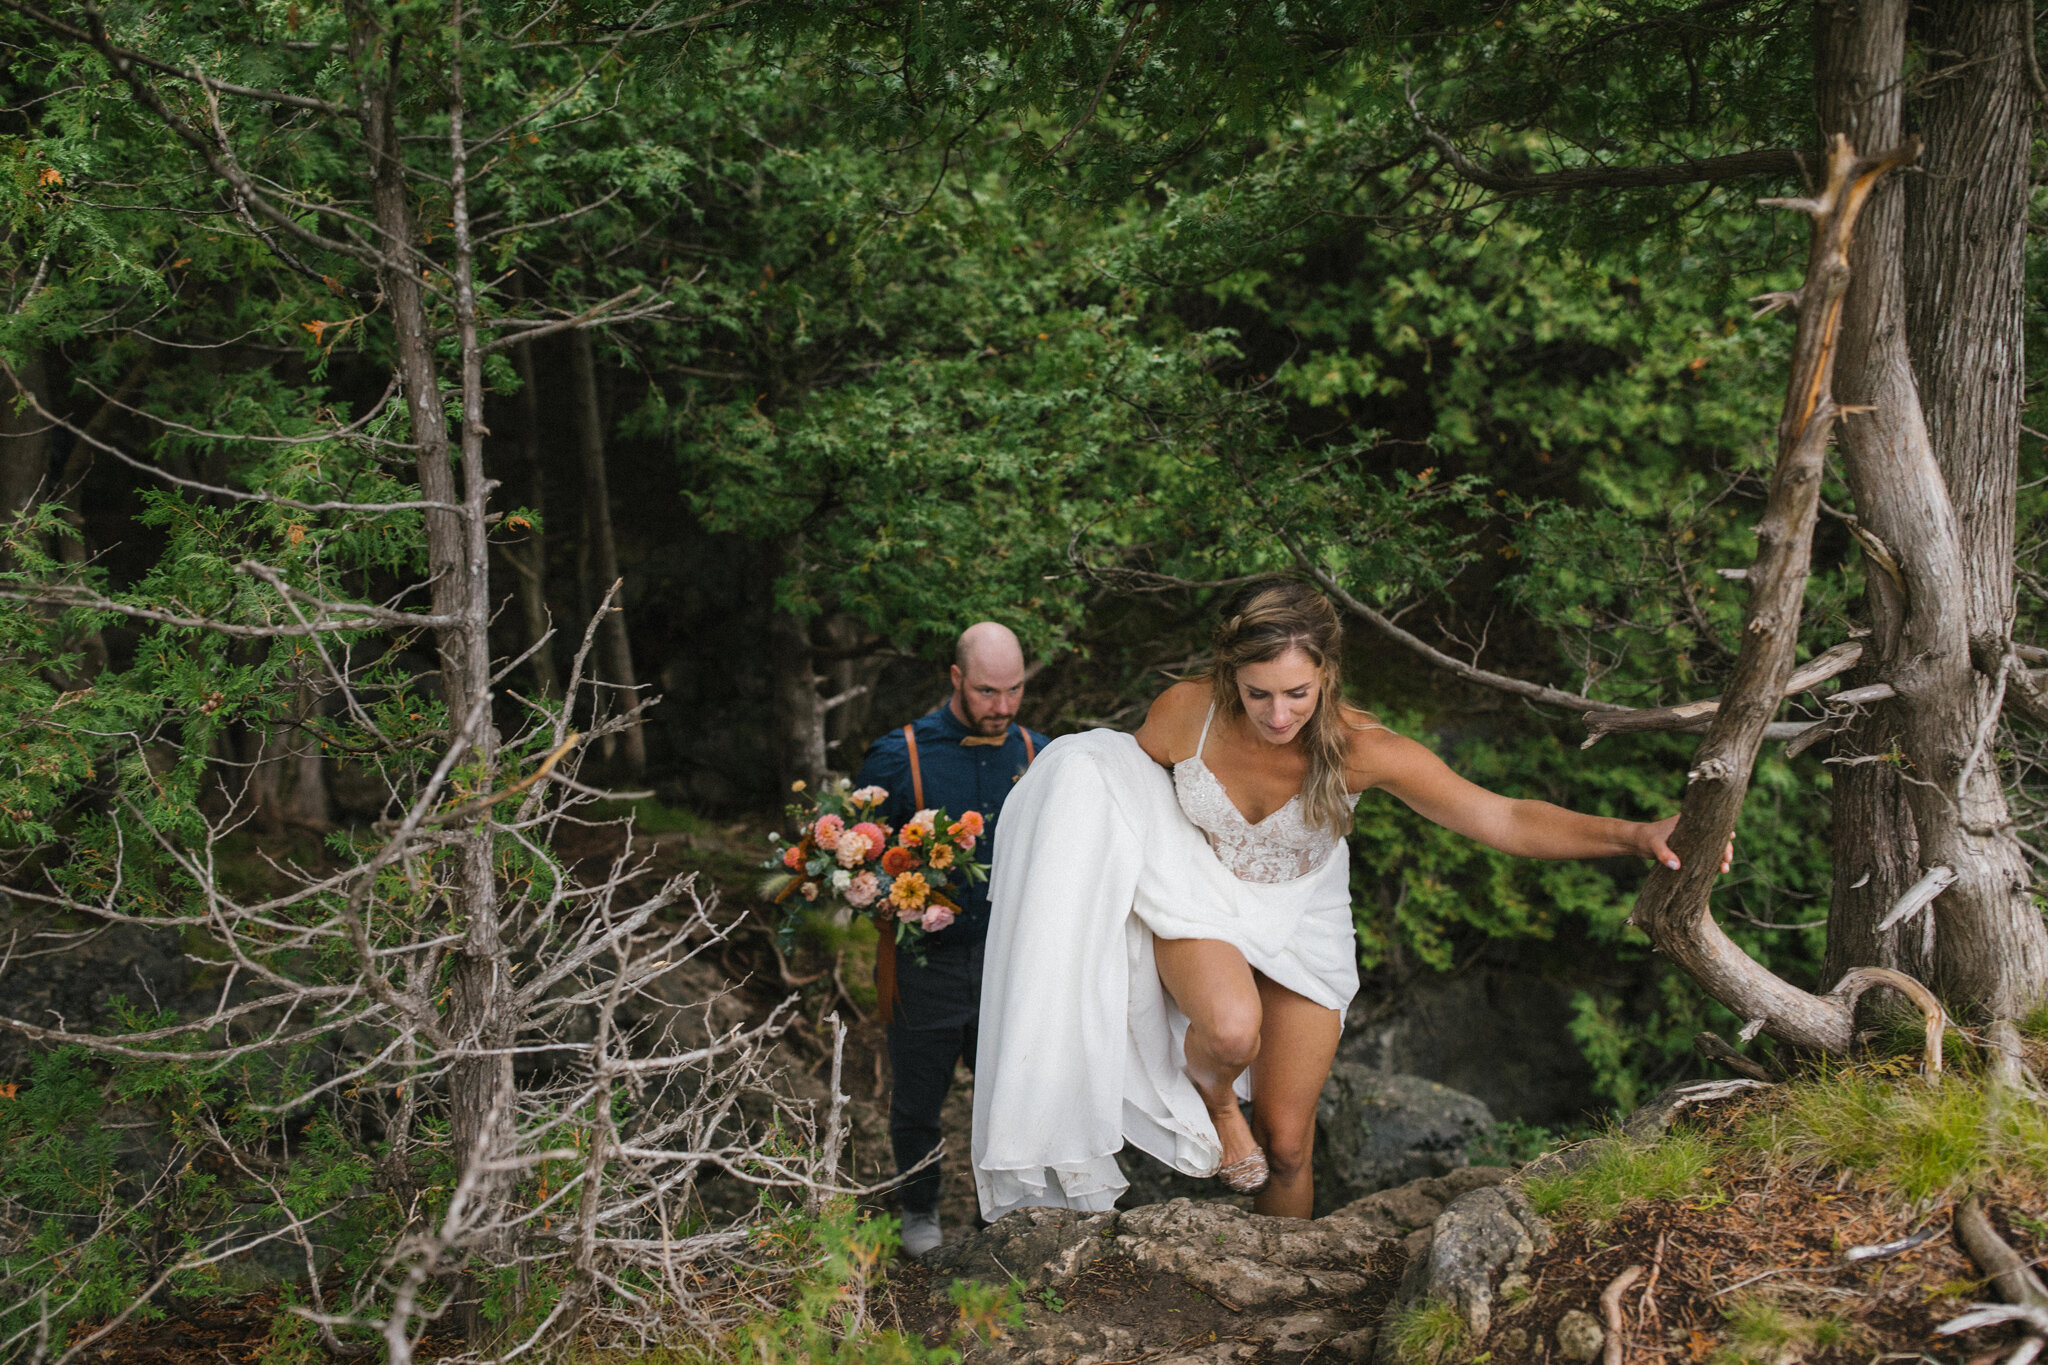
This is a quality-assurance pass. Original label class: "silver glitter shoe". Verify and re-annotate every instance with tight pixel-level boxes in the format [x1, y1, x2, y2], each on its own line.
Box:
[1217, 1146, 1271, 1194]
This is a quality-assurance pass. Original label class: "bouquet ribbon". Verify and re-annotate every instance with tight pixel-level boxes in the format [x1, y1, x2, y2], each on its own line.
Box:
[874, 889, 961, 1025]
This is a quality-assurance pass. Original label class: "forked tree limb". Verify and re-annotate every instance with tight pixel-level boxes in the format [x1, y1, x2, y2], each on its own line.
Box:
[1627, 135, 1925, 1057]
[1582, 641, 1864, 746]
[1283, 537, 1630, 713]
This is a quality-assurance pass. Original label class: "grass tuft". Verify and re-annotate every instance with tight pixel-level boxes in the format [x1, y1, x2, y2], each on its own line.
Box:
[1713, 1295, 1859, 1365]
[1524, 1132, 1720, 1222]
[1743, 1069, 2048, 1205]
[1388, 1298, 1470, 1365]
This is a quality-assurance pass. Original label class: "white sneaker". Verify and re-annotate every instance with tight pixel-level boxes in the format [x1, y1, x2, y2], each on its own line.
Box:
[899, 1211, 942, 1258]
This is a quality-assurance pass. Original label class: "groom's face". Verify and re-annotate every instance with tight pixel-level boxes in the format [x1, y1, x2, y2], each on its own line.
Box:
[950, 657, 1025, 736]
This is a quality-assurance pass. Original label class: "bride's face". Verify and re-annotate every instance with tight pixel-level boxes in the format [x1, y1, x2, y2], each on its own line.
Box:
[1235, 648, 1321, 746]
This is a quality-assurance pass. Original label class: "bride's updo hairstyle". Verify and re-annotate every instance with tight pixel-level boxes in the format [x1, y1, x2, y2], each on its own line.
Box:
[1207, 579, 1367, 837]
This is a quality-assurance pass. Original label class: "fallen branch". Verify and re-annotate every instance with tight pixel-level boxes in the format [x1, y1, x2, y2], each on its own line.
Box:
[1693, 1031, 1774, 1083]
[1957, 1197, 2048, 1312]
[1843, 1219, 1946, 1264]
[1600, 1265, 1645, 1365]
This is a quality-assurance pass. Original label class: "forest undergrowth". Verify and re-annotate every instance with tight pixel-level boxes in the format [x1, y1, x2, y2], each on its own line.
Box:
[1399, 1033, 2048, 1365]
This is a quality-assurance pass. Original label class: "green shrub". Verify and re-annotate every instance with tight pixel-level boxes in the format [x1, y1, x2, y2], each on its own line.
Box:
[1744, 1069, 2048, 1205]
[1523, 1132, 1720, 1221]
[1713, 1295, 1857, 1365]
[1387, 1298, 1471, 1365]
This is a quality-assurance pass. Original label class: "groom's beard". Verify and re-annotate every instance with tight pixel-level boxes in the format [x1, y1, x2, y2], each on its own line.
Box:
[956, 695, 1016, 736]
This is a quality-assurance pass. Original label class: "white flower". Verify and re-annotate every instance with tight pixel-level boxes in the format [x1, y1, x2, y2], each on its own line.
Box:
[830, 869, 852, 891]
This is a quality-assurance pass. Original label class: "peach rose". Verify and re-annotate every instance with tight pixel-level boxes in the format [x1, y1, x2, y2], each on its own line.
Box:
[845, 871, 880, 908]
[920, 905, 956, 933]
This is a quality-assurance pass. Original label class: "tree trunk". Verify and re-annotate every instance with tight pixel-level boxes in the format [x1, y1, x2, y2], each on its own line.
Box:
[507, 302, 559, 700]
[768, 537, 827, 790]
[351, 18, 513, 1333]
[0, 354, 52, 551]
[1809, 0, 2048, 1020]
[1896, 0, 2047, 1016]
[569, 330, 646, 774]
[821, 614, 885, 769]
[1814, 0, 1933, 986]
[1625, 136, 1921, 1056]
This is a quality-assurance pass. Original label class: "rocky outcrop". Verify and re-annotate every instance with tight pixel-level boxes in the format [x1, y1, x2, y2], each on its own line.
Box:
[1341, 965, 1598, 1127]
[925, 1207, 1120, 1293]
[1380, 1183, 1553, 1354]
[1315, 1065, 1495, 1211]
[1113, 1070, 1496, 1216]
[927, 1169, 1516, 1365]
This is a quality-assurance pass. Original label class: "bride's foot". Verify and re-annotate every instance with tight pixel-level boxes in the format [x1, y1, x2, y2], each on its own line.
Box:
[1209, 1104, 1270, 1194]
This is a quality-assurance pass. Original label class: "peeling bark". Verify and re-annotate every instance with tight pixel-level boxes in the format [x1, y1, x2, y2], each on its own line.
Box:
[1626, 135, 1918, 1055]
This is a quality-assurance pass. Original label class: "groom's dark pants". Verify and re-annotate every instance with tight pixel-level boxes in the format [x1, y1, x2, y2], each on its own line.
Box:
[887, 938, 983, 1218]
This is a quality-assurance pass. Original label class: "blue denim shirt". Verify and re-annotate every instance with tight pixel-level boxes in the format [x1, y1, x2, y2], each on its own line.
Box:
[854, 703, 1048, 950]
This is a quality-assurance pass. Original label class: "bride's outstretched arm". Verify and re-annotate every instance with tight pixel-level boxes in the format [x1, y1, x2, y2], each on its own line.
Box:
[1352, 729, 1730, 872]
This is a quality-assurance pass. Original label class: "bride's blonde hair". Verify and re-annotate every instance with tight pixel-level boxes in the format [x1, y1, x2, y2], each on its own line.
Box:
[1205, 579, 1370, 836]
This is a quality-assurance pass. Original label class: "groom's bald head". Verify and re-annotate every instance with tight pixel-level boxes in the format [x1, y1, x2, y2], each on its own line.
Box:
[949, 622, 1026, 736]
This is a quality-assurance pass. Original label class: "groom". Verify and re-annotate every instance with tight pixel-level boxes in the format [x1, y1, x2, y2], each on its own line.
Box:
[854, 622, 1048, 1257]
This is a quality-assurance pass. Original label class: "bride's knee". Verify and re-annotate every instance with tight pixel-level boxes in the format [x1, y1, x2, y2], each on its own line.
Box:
[1193, 1009, 1261, 1070]
[1264, 1132, 1313, 1181]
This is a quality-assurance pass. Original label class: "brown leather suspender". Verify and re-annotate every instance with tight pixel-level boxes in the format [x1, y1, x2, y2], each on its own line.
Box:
[875, 721, 1035, 1026]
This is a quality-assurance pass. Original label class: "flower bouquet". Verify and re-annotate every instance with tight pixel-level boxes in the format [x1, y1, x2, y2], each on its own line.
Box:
[760, 778, 987, 962]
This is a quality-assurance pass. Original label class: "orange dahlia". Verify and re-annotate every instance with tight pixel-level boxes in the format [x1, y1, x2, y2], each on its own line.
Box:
[880, 845, 920, 876]
[887, 872, 930, 912]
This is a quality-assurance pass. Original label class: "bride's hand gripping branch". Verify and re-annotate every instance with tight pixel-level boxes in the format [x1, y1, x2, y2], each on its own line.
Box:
[1359, 729, 1733, 872]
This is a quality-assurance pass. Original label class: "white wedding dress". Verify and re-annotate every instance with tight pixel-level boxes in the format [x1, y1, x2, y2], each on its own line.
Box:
[971, 717, 1365, 1220]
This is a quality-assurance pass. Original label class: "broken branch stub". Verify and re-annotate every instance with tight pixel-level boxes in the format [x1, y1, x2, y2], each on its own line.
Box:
[1627, 135, 1925, 1057]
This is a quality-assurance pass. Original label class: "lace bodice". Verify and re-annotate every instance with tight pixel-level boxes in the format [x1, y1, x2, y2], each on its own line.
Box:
[1171, 706, 1367, 884]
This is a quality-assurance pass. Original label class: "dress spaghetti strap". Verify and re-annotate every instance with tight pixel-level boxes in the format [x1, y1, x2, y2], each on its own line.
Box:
[1193, 703, 1216, 760]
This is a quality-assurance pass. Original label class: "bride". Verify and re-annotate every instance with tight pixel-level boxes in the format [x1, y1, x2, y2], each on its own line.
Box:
[972, 580, 1722, 1220]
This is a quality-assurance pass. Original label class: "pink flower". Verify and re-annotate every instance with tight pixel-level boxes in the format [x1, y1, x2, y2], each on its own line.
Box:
[782, 846, 804, 870]
[920, 905, 956, 933]
[811, 813, 844, 851]
[850, 785, 889, 808]
[851, 822, 887, 855]
[844, 871, 880, 908]
[800, 881, 819, 901]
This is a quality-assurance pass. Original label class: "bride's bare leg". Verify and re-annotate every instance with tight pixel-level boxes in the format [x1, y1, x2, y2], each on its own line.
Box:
[1247, 978, 1342, 1218]
[1153, 936, 1263, 1167]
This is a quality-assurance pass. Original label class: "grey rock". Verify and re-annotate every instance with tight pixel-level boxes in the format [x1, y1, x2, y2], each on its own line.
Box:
[1325, 1327, 1378, 1363]
[1114, 1198, 1393, 1308]
[1314, 1065, 1495, 1211]
[1341, 965, 1599, 1126]
[1556, 1309, 1604, 1363]
[1376, 1185, 1554, 1365]
[1259, 1313, 1342, 1353]
[926, 1206, 1120, 1292]
[1148, 1346, 1260, 1365]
